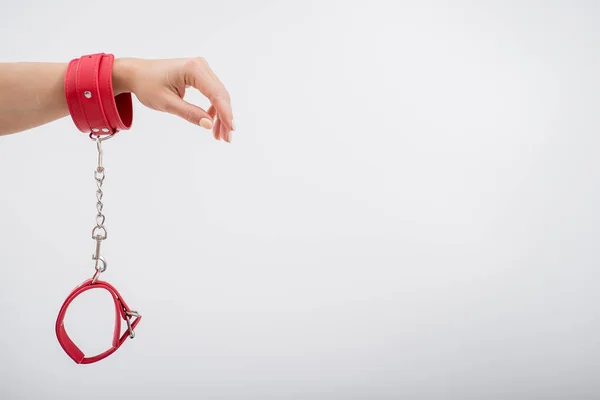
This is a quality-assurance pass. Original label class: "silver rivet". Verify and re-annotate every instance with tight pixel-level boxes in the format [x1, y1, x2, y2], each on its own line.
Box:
[101, 128, 109, 133]
[84, 91, 92, 99]
[92, 128, 100, 133]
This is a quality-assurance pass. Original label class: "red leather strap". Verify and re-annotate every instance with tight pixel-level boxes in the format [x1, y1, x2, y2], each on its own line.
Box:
[64, 53, 133, 136]
[55, 279, 141, 364]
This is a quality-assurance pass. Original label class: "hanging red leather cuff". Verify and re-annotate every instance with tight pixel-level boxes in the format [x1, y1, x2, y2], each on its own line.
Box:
[55, 279, 141, 364]
[64, 53, 133, 136]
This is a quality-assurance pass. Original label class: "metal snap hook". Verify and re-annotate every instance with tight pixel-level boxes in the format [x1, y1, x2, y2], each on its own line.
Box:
[93, 255, 107, 273]
[91, 255, 107, 284]
[91, 235, 107, 285]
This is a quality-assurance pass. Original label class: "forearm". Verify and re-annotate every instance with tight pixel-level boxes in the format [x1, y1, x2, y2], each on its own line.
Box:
[0, 62, 69, 135]
[0, 60, 133, 136]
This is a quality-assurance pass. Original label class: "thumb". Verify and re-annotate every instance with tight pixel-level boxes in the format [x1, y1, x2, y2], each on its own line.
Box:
[163, 94, 214, 130]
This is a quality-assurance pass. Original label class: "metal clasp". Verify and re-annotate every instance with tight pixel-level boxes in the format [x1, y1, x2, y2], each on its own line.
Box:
[92, 236, 107, 271]
[125, 310, 140, 339]
[91, 236, 107, 284]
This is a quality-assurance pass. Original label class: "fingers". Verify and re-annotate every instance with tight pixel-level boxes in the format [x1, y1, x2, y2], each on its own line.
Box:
[164, 94, 214, 130]
[212, 96, 234, 133]
[208, 104, 230, 142]
[185, 58, 235, 134]
[207, 105, 217, 119]
[214, 118, 223, 141]
[209, 105, 220, 140]
[220, 119, 230, 142]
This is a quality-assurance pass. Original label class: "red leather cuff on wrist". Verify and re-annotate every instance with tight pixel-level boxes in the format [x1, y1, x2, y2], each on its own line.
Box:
[64, 53, 133, 136]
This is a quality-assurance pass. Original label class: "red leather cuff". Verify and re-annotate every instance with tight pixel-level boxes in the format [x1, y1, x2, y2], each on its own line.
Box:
[55, 279, 141, 364]
[64, 53, 133, 136]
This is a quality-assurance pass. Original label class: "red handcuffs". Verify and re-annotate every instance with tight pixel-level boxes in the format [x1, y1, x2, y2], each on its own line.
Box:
[56, 53, 139, 364]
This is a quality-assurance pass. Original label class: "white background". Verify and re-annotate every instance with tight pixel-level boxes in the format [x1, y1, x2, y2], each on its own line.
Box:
[1, 0, 600, 399]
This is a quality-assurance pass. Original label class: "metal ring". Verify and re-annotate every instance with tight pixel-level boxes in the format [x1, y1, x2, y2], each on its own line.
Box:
[92, 226, 107, 240]
[126, 310, 140, 318]
[95, 214, 105, 226]
[89, 132, 115, 142]
[125, 311, 138, 339]
[94, 169, 105, 181]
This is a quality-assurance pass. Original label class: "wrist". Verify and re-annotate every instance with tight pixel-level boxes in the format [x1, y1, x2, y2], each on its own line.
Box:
[112, 58, 140, 96]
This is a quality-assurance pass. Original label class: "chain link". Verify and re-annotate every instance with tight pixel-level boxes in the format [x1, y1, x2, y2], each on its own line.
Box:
[91, 135, 109, 283]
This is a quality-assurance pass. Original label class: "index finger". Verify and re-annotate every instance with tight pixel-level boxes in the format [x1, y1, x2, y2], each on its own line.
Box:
[184, 58, 234, 132]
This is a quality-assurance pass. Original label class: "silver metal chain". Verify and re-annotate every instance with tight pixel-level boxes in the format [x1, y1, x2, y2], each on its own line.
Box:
[86, 134, 139, 337]
[91, 135, 109, 284]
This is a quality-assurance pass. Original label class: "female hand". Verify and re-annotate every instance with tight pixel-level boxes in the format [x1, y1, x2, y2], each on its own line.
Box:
[114, 57, 235, 142]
